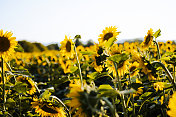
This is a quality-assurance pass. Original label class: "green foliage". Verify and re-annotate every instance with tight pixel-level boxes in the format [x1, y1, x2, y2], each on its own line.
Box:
[33, 42, 48, 51]
[13, 82, 28, 94]
[153, 29, 161, 39]
[14, 43, 24, 52]
[105, 37, 117, 48]
[47, 43, 59, 50]
[98, 84, 118, 97]
[18, 40, 41, 52]
[108, 53, 128, 63]
[39, 90, 51, 100]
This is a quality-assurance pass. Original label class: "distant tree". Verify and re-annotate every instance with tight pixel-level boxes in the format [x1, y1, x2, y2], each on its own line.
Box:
[47, 44, 60, 50]
[18, 40, 41, 52]
[33, 42, 48, 51]
[124, 38, 143, 43]
[84, 39, 94, 47]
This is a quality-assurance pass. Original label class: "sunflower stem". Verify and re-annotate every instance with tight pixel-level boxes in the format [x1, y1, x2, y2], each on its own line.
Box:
[113, 62, 127, 117]
[152, 61, 176, 89]
[101, 97, 118, 117]
[174, 65, 175, 82]
[128, 69, 136, 117]
[73, 44, 83, 89]
[1, 57, 6, 116]
[19, 94, 21, 117]
[153, 40, 161, 60]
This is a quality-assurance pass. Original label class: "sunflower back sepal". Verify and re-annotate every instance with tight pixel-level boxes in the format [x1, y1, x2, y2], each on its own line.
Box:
[108, 53, 128, 63]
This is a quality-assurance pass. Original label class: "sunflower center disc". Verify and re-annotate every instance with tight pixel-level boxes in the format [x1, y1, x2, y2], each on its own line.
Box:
[145, 35, 151, 45]
[66, 41, 71, 52]
[41, 104, 58, 113]
[130, 66, 136, 75]
[103, 33, 113, 41]
[0, 37, 10, 52]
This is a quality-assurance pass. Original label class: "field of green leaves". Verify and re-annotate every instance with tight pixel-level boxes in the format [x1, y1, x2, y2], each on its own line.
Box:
[0, 27, 176, 117]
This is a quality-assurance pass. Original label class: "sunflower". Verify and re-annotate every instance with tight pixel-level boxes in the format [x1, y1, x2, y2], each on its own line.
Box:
[91, 54, 104, 72]
[153, 82, 164, 91]
[133, 87, 144, 97]
[167, 92, 176, 117]
[131, 51, 156, 80]
[141, 28, 154, 49]
[105, 60, 116, 77]
[108, 43, 122, 56]
[60, 35, 75, 59]
[16, 76, 36, 95]
[165, 44, 174, 52]
[129, 62, 139, 77]
[117, 60, 129, 77]
[98, 26, 119, 46]
[166, 40, 172, 45]
[31, 97, 66, 117]
[158, 42, 164, 49]
[66, 79, 102, 117]
[131, 51, 150, 74]
[0, 29, 17, 59]
[66, 79, 86, 117]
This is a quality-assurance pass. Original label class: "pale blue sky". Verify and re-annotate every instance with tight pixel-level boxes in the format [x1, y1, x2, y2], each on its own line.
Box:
[0, 0, 176, 44]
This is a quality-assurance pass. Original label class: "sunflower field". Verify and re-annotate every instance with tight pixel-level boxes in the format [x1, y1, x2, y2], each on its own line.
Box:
[0, 27, 176, 117]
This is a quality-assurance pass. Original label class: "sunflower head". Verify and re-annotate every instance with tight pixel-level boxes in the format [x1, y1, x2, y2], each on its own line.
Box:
[141, 28, 154, 49]
[129, 62, 139, 77]
[166, 44, 174, 52]
[31, 97, 66, 117]
[66, 79, 104, 117]
[98, 26, 119, 46]
[153, 82, 164, 91]
[117, 60, 129, 77]
[16, 76, 36, 95]
[109, 43, 122, 55]
[0, 30, 17, 59]
[60, 35, 75, 59]
[166, 40, 172, 45]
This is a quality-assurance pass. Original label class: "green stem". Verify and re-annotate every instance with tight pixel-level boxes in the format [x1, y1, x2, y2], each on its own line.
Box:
[19, 94, 21, 117]
[73, 44, 83, 89]
[113, 62, 127, 117]
[174, 65, 175, 82]
[162, 90, 167, 117]
[153, 40, 161, 60]
[152, 61, 176, 89]
[102, 97, 118, 117]
[128, 71, 135, 117]
[1, 57, 6, 116]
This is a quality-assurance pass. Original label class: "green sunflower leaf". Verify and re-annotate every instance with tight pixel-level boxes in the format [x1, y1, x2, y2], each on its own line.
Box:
[48, 77, 69, 86]
[39, 90, 51, 100]
[74, 35, 81, 39]
[98, 84, 118, 97]
[153, 29, 161, 39]
[13, 82, 28, 93]
[105, 37, 117, 48]
[15, 43, 24, 52]
[70, 64, 78, 73]
[80, 51, 96, 55]
[6, 98, 16, 108]
[87, 72, 110, 80]
[108, 53, 128, 63]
